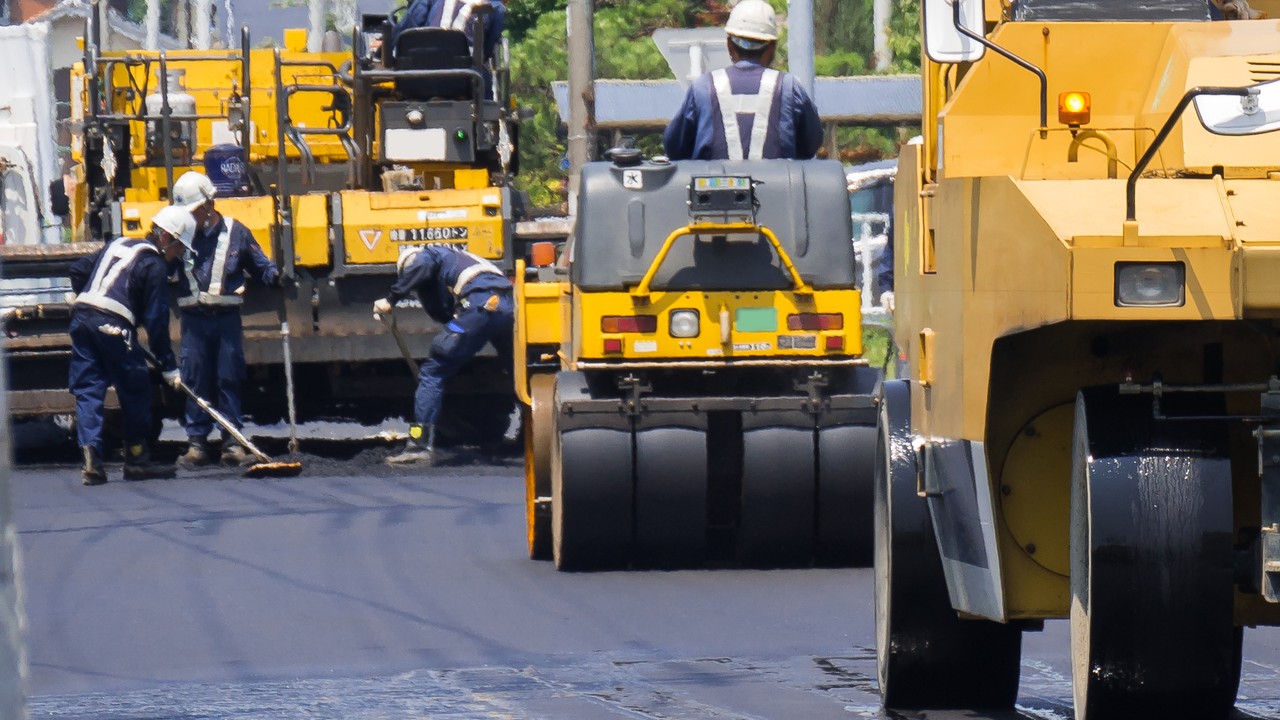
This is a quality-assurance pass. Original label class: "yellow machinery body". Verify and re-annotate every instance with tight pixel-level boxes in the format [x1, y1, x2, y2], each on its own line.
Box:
[5, 18, 534, 434]
[877, 4, 1280, 715]
[898, 16, 1280, 623]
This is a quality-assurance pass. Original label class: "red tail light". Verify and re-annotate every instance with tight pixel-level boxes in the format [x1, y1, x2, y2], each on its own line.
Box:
[603, 338, 623, 353]
[825, 336, 844, 351]
[601, 315, 658, 333]
[787, 313, 843, 331]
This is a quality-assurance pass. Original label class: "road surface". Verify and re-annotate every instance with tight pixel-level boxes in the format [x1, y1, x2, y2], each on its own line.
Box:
[12, 454, 1280, 719]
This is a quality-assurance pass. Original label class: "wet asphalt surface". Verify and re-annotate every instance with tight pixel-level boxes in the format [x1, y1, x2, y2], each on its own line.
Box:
[10, 444, 1280, 719]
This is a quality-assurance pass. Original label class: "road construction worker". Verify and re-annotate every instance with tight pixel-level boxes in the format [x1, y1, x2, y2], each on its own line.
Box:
[68, 205, 195, 485]
[388, 0, 507, 62]
[663, 0, 823, 161]
[373, 244, 514, 465]
[170, 171, 281, 467]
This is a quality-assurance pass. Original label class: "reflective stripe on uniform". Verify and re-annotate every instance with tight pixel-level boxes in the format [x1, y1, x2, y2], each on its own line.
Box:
[440, 0, 488, 31]
[451, 251, 503, 296]
[74, 240, 159, 325]
[177, 293, 242, 308]
[177, 216, 243, 308]
[711, 68, 779, 161]
[208, 216, 235, 296]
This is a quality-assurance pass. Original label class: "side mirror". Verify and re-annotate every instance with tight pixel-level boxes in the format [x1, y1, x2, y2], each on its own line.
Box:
[1193, 79, 1280, 136]
[923, 0, 986, 64]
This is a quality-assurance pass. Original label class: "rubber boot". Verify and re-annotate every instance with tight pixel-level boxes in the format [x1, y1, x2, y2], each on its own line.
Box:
[122, 442, 177, 481]
[220, 440, 251, 467]
[179, 436, 213, 468]
[387, 424, 435, 465]
[81, 446, 107, 486]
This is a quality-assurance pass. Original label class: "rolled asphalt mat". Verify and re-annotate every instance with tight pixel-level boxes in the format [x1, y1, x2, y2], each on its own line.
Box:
[11, 417, 521, 479]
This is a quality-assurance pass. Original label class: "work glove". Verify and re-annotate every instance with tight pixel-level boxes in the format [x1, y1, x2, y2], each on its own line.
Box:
[373, 298, 393, 321]
[162, 369, 182, 390]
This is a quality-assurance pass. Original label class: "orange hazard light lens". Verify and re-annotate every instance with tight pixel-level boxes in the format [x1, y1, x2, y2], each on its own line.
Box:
[1059, 91, 1091, 126]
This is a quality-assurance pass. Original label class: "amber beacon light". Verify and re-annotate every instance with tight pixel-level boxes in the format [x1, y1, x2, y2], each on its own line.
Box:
[1058, 91, 1091, 126]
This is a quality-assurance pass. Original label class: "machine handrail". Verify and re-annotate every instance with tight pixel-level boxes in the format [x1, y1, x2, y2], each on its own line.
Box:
[629, 222, 814, 300]
[274, 50, 358, 189]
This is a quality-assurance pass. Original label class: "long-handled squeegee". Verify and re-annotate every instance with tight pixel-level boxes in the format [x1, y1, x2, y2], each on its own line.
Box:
[143, 348, 303, 478]
[380, 311, 420, 376]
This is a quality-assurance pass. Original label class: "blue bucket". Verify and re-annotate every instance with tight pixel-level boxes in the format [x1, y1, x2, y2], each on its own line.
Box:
[203, 144, 249, 196]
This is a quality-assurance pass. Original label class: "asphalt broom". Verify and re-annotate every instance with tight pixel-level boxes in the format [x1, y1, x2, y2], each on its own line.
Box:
[143, 348, 303, 478]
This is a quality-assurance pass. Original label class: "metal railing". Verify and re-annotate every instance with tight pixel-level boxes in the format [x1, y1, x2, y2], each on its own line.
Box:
[852, 210, 891, 327]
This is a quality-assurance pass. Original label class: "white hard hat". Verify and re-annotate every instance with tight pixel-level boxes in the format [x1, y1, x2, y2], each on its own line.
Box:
[152, 205, 197, 249]
[172, 171, 216, 210]
[726, 0, 778, 46]
[397, 245, 423, 274]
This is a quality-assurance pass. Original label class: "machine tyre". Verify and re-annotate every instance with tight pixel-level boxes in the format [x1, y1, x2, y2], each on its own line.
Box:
[1069, 388, 1238, 720]
[551, 405, 633, 571]
[738, 426, 815, 567]
[634, 427, 707, 567]
[523, 374, 555, 560]
[874, 380, 1021, 709]
[815, 424, 876, 567]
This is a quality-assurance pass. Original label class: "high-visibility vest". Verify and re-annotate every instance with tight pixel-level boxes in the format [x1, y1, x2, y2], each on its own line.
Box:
[74, 238, 159, 325]
[177, 216, 243, 308]
[711, 67, 780, 161]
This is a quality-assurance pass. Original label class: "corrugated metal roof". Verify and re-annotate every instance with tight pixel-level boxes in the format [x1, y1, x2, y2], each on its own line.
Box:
[551, 75, 921, 129]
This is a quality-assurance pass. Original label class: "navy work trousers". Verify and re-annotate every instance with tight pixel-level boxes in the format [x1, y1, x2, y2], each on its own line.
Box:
[68, 310, 153, 453]
[180, 311, 245, 440]
[414, 290, 514, 427]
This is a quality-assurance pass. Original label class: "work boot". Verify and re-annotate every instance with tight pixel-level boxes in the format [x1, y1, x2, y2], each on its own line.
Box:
[179, 436, 213, 468]
[220, 440, 251, 467]
[81, 446, 107, 486]
[386, 424, 435, 465]
[122, 443, 176, 481]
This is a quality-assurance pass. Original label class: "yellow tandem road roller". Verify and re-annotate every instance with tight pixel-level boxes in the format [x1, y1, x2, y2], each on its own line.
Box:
[877, 0, 1280, 716]
[515, 152, 881, 570]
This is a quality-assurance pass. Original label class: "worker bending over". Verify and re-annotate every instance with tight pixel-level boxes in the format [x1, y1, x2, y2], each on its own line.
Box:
[69, 206, 194, 485]
[374, 244, 514, 465]
[663, 0, 823, 161]
[171, 171, 281, 467]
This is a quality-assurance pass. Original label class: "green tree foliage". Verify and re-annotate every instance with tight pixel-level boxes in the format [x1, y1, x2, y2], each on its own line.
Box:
[814, 0, 874, 58]
[510, 0, 695, 207]
[506, 0, 921, 207]
[888, 0, 922, 72]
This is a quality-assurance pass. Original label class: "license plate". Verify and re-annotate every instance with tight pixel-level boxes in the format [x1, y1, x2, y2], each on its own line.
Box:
[390, 226, 469, 242]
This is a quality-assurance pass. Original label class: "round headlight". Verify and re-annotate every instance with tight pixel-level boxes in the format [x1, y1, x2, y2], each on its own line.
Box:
[669, 309, 700, 338]
[406, 109, 425, 126]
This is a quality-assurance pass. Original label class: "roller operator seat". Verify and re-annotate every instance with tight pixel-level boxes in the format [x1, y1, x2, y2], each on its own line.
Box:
[392, 28, 475, 100]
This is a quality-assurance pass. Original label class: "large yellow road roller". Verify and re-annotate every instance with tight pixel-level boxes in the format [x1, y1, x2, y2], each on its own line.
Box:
[516, 152, 881, 570]
[877, 0, 1280, 716]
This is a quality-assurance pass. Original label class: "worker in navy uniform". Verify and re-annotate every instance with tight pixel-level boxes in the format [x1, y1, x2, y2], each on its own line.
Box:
[663, 0, 823, 162]
[170, 171, 281, 467]
[388, 0, 507, 61]
[68, 205, 195, 485]
[373, 244, 514, 465]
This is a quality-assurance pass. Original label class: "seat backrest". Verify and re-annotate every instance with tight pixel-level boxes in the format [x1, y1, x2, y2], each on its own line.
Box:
[393, 28, 473, 100]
